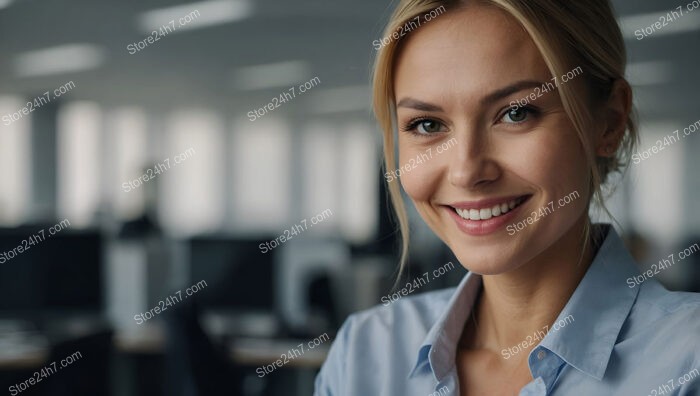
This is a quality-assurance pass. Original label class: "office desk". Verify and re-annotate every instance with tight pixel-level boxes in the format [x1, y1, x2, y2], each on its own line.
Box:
[230, 337, 329, 368]
[0, 329, 49, 370]
[0, 316, 110, 371]
[114, 322, 330, 368]
[113, 324, 165, 354]
[0, 349, 47, 370]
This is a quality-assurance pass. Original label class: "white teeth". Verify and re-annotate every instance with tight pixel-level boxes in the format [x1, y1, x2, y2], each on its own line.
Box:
[454, 197, 526, 221]
[469, 209, 479, 220]
[479, 208, 492, 220]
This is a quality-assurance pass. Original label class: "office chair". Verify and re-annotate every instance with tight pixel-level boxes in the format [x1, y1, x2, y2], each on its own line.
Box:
[165, 298, 245, 396]
[42, 328, 113, 396]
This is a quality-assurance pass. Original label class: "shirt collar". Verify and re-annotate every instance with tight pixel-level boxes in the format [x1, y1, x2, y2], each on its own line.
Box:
[409, 269, 481, 381]
[408, 224, 641, 382]
[538, 224, 641, 380]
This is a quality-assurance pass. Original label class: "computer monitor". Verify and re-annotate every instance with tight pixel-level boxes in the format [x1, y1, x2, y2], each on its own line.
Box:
[0, 226, 103, 317]
[188, 236, 275, 311]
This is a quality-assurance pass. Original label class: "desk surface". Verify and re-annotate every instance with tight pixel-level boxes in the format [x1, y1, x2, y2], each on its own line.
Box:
[0, 337, 48, 370]
[0, 322, 330, 370]
[0, 326, 49, 370]
[113, 323, 165, 354]
[112, 322, 329, 368]
[0, 349, 47, 370]
[230, 337, 330, 368]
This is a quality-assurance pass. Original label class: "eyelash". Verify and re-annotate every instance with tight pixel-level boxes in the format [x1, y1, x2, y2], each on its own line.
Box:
[400, 105, 542, 137]
[497, 105, 541, 125]
[400, 116, 446, 137]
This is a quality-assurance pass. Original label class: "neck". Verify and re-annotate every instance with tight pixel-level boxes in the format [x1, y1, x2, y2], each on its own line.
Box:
[464, 216, 595, 357]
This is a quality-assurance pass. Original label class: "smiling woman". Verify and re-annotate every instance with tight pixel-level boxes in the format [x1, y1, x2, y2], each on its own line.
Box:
[314, 0, 700, 395]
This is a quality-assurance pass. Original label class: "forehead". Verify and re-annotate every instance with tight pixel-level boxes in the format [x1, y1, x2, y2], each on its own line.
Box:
[394, 5, 551, 101]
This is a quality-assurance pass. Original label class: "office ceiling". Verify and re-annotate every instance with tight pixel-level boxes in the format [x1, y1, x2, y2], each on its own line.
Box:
[0, 0, 697, 124]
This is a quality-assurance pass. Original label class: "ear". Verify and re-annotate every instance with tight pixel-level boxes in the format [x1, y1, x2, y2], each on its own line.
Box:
[595, 79, 632, 157]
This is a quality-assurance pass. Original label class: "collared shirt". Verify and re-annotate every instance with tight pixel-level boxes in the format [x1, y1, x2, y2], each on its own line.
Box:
[314, 225, 700, 395]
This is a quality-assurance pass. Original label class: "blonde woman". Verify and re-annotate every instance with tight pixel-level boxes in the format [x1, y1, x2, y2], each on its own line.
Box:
[315, 0, 700, 395]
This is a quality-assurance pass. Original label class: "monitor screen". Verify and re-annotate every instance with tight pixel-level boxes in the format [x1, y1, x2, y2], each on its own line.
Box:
[0, 226, 103, 316]
[188, 237, 275, 311]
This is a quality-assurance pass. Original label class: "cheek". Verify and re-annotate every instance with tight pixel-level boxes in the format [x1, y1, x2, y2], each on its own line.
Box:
[397, 144, 443, 202]
[507, 125, 590, 193]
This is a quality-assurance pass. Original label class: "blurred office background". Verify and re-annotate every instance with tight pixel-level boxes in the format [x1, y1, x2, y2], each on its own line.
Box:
[0, 0, 698, 395]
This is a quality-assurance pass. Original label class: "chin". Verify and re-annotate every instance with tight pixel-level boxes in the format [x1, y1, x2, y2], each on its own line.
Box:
[448, 241, 525, 275]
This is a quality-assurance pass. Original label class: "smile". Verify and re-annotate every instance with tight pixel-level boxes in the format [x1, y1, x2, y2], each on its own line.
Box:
[451, 196, 529, 221]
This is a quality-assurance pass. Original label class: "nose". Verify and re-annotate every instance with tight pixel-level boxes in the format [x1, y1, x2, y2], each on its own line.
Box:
[447, 130, 499, 189]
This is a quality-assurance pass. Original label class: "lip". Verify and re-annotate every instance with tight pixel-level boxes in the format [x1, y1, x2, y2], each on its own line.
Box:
[444, 194, 532, 236]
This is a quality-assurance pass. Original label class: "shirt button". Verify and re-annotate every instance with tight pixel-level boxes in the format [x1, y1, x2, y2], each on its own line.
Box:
[537, 350, 546, 360]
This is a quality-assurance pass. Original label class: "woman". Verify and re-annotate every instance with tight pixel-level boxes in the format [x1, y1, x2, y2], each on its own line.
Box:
[315, 0, 700, 395]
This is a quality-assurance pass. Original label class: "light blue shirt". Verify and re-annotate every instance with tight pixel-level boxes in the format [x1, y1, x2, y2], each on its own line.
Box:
[314, 225, 700, 395]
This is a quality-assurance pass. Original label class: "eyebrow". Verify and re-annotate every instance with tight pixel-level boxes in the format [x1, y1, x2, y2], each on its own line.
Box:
[396, 80, 547, 112]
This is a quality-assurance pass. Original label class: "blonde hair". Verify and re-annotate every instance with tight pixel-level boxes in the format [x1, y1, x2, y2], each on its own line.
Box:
[372, 0, 638, 277]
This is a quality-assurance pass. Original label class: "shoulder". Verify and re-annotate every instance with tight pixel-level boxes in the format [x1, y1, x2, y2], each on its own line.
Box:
[634, 280, 700, 328]
[623, 280, 700, 358]
[314, 287, 456, 396]
[333, 286, 456, 358]
[349, 286, 457, 332]
[612, 282, 700, 392]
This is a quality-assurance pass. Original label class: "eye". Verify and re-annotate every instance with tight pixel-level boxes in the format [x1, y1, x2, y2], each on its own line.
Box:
[404, 118, 445, 135]
[500, 106, 535, 124]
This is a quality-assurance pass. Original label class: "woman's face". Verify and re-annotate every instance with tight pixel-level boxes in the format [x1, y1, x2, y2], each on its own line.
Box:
[393, 5, 592, 275]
